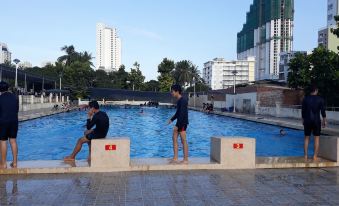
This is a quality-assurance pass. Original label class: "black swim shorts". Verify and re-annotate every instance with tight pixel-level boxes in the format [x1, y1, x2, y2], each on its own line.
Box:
[0, 121, 19, 141]
[304, 121, 321, 136]
[176, 124, 188, 132]
[85, 132, 105, 141]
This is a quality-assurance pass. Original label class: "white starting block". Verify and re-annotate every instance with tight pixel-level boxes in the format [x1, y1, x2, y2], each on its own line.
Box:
[210, 137, 256, 169]
[91, 137, 130, 168]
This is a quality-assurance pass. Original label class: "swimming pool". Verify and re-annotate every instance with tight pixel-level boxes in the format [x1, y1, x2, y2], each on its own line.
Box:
[9, 107, 313, 161]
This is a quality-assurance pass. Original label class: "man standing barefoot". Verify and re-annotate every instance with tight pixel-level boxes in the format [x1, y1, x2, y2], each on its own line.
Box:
[0, 81, 19, 169]
[302, 85, 327, 162]
[167, 85, 189, 164]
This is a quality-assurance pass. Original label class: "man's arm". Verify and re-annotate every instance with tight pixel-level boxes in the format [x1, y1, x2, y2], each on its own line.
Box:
[301, 98, 306, 123]
[320, 99, 327, 127]
[86, 113, 97, 130]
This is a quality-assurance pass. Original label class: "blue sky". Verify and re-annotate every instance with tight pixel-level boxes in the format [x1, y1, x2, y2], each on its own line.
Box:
[0, 0, 327, 81]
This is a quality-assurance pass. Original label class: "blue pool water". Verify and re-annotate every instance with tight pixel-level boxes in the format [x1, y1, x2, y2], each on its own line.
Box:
[9, 107, 314, 160]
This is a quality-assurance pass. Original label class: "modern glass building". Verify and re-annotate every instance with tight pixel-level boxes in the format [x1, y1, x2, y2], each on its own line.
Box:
[237, 0, 294, 81]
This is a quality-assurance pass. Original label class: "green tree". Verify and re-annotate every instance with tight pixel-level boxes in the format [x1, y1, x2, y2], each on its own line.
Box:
[128, 62, 145, 90]
[173, 60, 200, 87]
[287, 52, 311, 89]
[157, 58, 175, 92]
[143, 80, 160, 91]
[287, 47, 339, 106]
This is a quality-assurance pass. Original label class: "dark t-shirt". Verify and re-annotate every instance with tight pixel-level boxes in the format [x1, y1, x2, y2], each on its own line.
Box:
[302, 95, 326, 124]
[87, 111, 109, 138]
[171, 97, 189, 127]
[0, 92, 19, 124]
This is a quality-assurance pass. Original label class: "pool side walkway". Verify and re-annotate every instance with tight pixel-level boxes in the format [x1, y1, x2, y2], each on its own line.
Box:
[190, 108, 339, 136]
[0, 157, 337, 175]
[19, 107, 79, 122]
[2, 168, 339, 205]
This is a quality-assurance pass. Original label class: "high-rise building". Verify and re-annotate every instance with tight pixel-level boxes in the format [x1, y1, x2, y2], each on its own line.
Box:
[318, 0, 339, 53]
[327, 0, 339, 27]
[96, 23, 122, 71]
[318, 27, 339, 52]
[0, 42, 12, 64]
[203, 57, 255, 90]
[237, 0, 294, 81]
[279, 51, 307, 82]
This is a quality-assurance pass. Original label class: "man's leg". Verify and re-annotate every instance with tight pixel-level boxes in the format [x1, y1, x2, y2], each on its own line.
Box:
[170, 127, 179, 163]
[87, 142, 91, 162]
[313, 136, 320, 161]
[64, 137, 90, 161]
[0, 140, 8, 169]
[304, 136, 310, 161]
[9, 138, 18, 168]
[179, 131, 189, 164]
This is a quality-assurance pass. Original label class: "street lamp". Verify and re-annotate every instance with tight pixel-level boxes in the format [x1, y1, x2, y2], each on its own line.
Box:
[232, 70, 238, 113]
[13, 59, 20, 89]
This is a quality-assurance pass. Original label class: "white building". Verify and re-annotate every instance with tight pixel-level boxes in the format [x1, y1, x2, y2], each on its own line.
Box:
[237, 0, 294, 81]
[328, 0, 339, 27]
[0, 42, 11, 64]
[279, 51, 307, 82]
[19, 61, 33, 69]
[203, 57, 255, 90]
[96, 23, 122, 72]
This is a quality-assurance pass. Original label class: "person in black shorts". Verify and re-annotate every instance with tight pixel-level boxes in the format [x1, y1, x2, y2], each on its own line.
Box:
[64, 101, 109, 162]
[167, 85, 189, 164]
[0, 81, 19, 169]
[302, 85, 327, 161]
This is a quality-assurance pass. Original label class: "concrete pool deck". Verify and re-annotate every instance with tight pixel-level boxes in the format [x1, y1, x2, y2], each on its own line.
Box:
[2, 168, 339, 205]
[197, 109, 339, 136]
[0, 157, 338, 175]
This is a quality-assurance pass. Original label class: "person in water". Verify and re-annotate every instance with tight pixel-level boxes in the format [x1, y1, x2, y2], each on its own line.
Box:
[64, 101, 109, 162]
[167, 84, 189, 164]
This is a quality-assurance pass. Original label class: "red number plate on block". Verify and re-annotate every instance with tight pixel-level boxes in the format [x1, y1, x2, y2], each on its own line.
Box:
[233, 143, 244, 149]
[105, 145, 117, 151]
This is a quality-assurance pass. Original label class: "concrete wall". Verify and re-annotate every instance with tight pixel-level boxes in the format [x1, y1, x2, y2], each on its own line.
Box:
[188, 95, 208, 108]
[319, 136, 339, 162]
[226, 92, 257, 113]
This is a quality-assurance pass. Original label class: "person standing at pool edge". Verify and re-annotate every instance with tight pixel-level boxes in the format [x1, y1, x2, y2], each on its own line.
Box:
[167, 85, 189, 164]
[64, 101, 109, 162]
[302, 85, 327, 161]
[0, 81, 19, 169]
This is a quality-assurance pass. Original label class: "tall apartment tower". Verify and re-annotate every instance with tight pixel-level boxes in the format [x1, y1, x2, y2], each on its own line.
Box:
[96, 23, 122, 71]
[237, 0, 294, 81]
[327, 0, 339, 27]
[0, 42, 11, 64]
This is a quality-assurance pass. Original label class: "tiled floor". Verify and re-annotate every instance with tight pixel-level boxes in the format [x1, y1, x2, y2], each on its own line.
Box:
[1, 168, 339, 206]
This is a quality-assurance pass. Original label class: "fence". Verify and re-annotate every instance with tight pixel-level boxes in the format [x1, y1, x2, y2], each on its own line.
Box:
[89, 88, 178, 103]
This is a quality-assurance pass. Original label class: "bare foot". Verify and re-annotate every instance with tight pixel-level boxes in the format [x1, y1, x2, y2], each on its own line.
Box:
[180, 160, 189, 165]
[0, 164, 7, 169]
[313, 156, 319, 162]
[64, 156, 75, 161]
[10, 162, 17, 168]
[304, 156, 308, 162]
[169, 159, 179, 164]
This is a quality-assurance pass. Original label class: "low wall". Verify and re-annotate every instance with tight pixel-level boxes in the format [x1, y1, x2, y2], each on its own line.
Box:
[20, 103, 59, 112]
[319, 136, 339, 162]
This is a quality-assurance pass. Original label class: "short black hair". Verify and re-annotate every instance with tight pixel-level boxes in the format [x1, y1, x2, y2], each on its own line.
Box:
[88, 101, 99, 109]
[0, 81, 9, 92]
[310, 84, 318, 93]
[171, 84, 182, 94]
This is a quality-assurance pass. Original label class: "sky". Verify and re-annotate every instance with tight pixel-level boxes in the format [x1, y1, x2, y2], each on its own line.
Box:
[0, 0, 327, 81]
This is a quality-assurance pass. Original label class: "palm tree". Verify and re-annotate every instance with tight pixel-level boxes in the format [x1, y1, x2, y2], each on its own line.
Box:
[57, 45, 77, 66]
[78, 51, 94, 67]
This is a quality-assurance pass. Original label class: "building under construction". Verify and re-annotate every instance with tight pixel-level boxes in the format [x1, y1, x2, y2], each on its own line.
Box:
[237, 0, 294, 81]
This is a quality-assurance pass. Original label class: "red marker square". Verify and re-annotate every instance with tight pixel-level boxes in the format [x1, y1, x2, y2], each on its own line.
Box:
[233, 143, 244, 149]
[105, 144, 117, 151]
